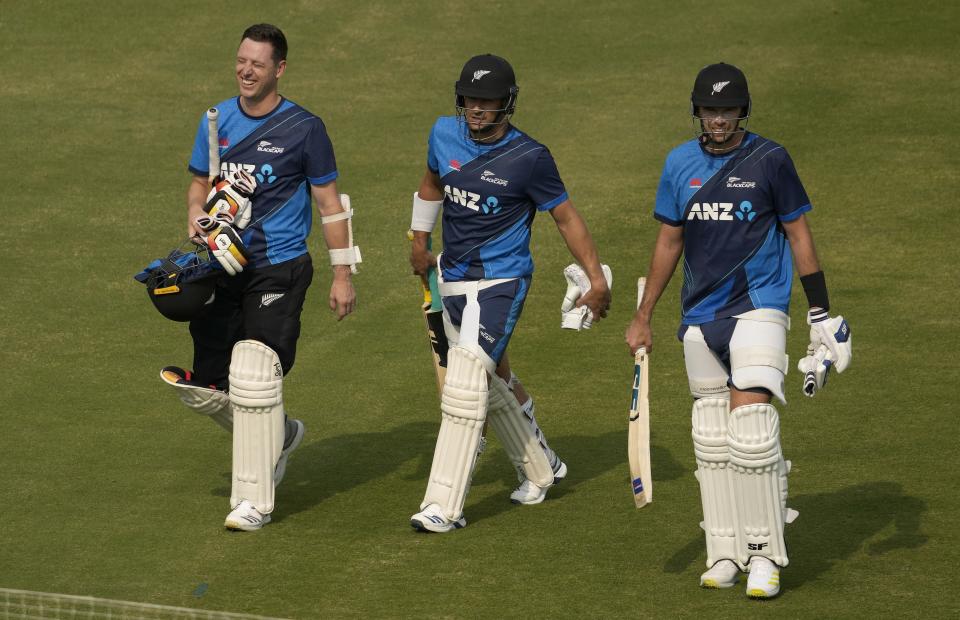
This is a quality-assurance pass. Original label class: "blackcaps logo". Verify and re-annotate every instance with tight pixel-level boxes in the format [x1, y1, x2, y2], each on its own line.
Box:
[472, 70, 491, 82]
[257, 140, 285, 154]
[727, 176, 756, 188]
[480, 170, 509, 187]
[711, 81, 730, 95]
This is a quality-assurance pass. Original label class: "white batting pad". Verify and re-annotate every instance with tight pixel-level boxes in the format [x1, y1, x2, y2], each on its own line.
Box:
[229, 340, 284, 515]
[160, 368, 232, 432]
[422, 346, 488, 520]
[691, 397, 743, 569]
[729, 316, 789, 404]
[682, 326, 732, 398]
[727, 403, 790, 567]
[486, 375, 555, 487]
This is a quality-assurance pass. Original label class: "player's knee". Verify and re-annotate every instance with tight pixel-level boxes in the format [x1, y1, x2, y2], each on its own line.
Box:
[731, 365, 784, 404]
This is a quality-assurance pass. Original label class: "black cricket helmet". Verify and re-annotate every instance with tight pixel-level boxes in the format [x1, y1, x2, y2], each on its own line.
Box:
[455, 53, 519, 116]
[690, 62, 751, 116]
[134, 237, 219, 322]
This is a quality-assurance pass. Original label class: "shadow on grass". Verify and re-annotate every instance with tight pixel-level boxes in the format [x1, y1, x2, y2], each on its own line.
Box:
[663, 481, 927, 588]
[210, 424, 687, 526]
[468, 430, 686, 525]
[210, 420, 439, 522]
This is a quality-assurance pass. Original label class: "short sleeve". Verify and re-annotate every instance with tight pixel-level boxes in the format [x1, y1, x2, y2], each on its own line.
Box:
[304, 118, 338, 185]
[772, 151, 811, 222]
[187, 113, 210, 177]
[426, 122, 440, 173]
[527, 149, 568, 211]
[653, 159, 683, 226]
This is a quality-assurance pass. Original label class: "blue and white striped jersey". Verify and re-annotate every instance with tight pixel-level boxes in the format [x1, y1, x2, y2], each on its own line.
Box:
[188, 97, 337, 268]
[654, 133, 811, 325]
[427, 116, 567, 281]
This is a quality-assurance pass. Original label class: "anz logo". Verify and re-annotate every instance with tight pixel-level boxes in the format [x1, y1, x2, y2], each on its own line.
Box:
[220, 163, 276, 185]
[687, 202, 734, 221]
[688, 201, 757, 222]
[444, 185, 501, 215]
[223, 162, 255, 176]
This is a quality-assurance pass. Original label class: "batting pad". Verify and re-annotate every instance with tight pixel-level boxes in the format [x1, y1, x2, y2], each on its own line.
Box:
[229, 340, 284, 515]
[727, 403, 790, 567]
[487, 375, 554, 487]
[692, 398, 743, 569]
[422, 346, 488, 520]
[160, 367, 232, 432]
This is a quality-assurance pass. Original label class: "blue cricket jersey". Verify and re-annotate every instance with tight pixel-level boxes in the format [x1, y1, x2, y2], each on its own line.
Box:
[188, 97, 338, 269]
[653, 133, 812, 325]
[427, 116, 568, 281]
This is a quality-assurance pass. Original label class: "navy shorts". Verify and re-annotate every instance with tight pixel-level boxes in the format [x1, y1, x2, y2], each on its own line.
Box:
[189, 253, 313, 389]
[442, 277, 530, 365]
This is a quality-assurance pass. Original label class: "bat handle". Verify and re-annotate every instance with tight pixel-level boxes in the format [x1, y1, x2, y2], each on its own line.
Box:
[206, 107, 220, 185]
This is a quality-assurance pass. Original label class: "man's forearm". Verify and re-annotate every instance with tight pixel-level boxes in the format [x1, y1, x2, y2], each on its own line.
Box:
[783, 215, 821, 276]
[636, 226, 683, 319]
[553, 203, 604, 282]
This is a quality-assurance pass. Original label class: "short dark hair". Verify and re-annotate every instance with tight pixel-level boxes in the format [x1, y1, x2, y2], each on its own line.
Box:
[240, 24, 287, 64]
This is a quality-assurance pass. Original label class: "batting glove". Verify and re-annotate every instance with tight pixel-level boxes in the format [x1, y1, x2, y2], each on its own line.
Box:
[206, 225, 250, 276]
[204, 169, 256, 230]
[797, 344, 833, 397]
[561, 263, 612, 330]
[806, 308, 852, 373]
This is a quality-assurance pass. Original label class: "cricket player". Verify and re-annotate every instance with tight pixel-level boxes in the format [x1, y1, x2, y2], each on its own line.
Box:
[624, 63, 852, 597]
[161, 24, 358, 531]
[408, 54, 611, 532]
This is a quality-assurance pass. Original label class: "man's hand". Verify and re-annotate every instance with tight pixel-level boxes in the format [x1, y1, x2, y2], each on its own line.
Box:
[625, 314, 653, 355]
[329, 267, 356, 321]
[409, 240, 437, 277]
[807, 308, 852, 372]
[205, 225, 250, 276]
[797, 344, 833, 397]
[561, 264, 612, 330]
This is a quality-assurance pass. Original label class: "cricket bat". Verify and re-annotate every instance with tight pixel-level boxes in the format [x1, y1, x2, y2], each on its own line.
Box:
[206, 107, 220, 186]
[628, 276, 653, 508]
[407, 230, 448, 397]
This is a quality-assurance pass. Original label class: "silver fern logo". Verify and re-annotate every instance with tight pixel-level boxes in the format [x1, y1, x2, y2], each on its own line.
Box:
[711, 81, 731, 95]
[472, 70, 492, 82]
[260, 293, 285, 308]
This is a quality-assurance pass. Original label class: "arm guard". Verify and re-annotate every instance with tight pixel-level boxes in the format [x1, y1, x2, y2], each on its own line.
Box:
[322, 193, 362, 273]
[411, 192, 442, 233]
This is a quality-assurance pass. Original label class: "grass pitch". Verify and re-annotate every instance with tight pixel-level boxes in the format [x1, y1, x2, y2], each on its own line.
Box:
[1, 1, 957, 617]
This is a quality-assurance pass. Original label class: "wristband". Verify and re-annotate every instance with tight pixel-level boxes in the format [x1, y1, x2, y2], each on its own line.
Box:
[800, 270, 829, 312]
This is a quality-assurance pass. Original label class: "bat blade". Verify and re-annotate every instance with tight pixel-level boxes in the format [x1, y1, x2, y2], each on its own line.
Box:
[408, 229, 448, 397]
[628, 277, 653, 508]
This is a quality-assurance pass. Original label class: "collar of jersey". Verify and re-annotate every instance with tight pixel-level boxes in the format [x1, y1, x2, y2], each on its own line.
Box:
[234, 95, 287, 121]
[466, 125, 521, 150]
[699, 131, 756, 158]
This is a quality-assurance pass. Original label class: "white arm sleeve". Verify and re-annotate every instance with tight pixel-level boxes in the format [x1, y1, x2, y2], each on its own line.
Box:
[411, 192, 442, 232]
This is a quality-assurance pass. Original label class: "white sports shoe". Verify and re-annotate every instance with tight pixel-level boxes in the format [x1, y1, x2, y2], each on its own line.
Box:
[509, 459, 568, 505]
[224, 500, 271, 531]
[746, 556, 781, 598]
[410, 503, 466, 533]
[700, 559, 740, 588]
[273, 418, 305, 486]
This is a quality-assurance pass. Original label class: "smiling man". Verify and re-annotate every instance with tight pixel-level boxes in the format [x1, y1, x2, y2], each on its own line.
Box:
[162, 24, 359, 532]
[408, 54, 611, 533]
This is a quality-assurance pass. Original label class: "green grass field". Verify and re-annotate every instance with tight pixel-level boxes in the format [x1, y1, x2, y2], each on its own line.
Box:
[2, 0, 957, 617]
